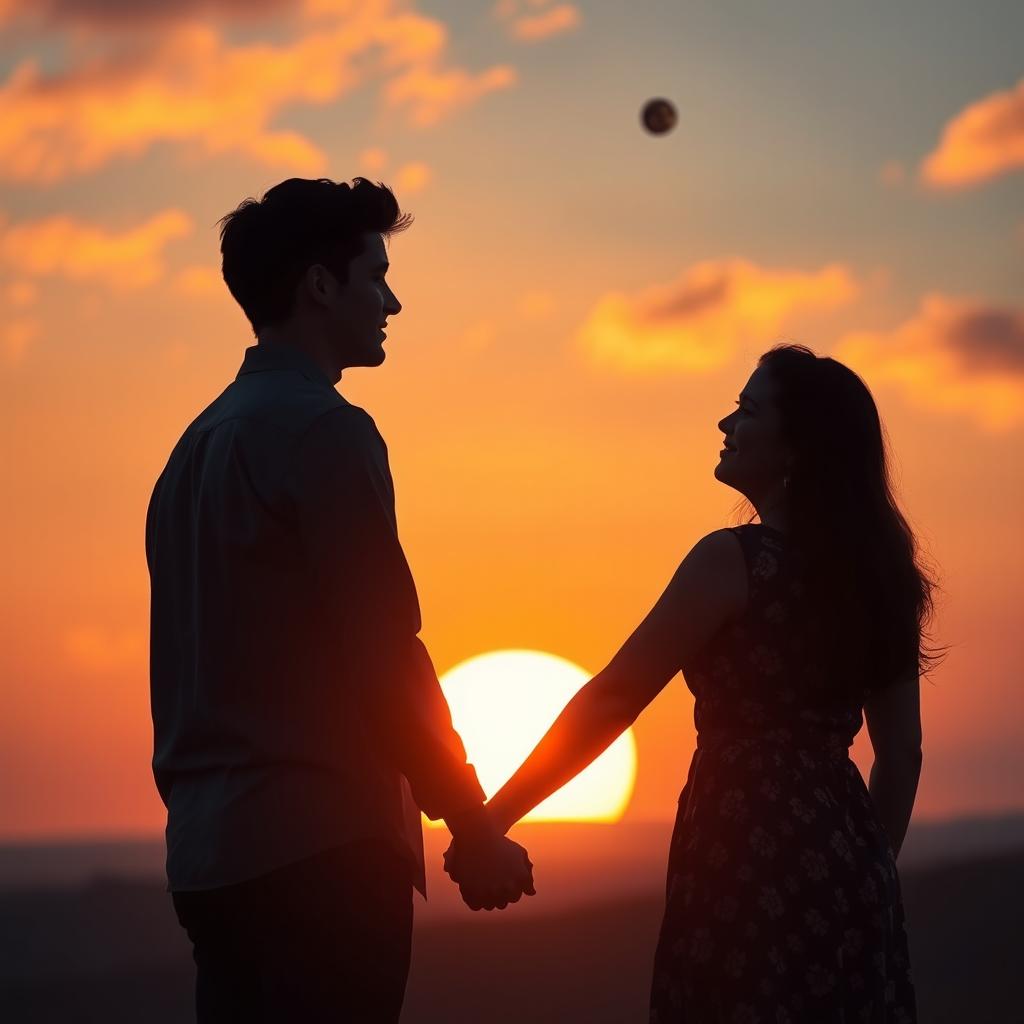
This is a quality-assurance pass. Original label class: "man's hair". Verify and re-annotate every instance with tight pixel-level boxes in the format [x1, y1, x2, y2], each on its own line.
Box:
[217, 177, 413, 337]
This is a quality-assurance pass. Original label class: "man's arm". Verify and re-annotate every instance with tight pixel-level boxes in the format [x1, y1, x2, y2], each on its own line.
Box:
[284, 405, 485, 820]
[284, 406, 533, 907]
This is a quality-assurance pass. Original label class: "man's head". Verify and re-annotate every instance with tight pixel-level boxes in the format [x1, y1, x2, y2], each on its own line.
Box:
[218, 177, 411, 376]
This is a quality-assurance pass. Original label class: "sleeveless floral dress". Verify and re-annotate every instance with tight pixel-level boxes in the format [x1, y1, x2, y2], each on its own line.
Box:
[649, 524, 916, 1023]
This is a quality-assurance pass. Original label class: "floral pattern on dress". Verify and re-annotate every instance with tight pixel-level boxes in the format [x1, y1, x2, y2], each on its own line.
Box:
[649, 525, 917, 1023]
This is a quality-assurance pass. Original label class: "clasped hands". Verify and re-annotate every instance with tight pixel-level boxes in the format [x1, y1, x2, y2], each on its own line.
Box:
[443, 806, 535, 911]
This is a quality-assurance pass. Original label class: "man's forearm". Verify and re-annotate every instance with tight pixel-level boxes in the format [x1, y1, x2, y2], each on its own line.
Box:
[868, 750, 922, 859]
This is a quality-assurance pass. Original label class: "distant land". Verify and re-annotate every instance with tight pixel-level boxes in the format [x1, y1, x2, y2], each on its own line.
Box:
[2, 814, 1023, 1022]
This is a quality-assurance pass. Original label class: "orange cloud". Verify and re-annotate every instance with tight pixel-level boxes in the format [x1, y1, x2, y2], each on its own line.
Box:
[576, 259, 858, 373]
[0, 0, 293, 30]
[512, 4, 581, 41]
[358, 146, 390, 172]
[382, 63, 516, 127]
[0, 2, 516, 184]
[393, 160, 431, 193]
[493, 0, 582, 42]
[0, 209, 193, 290]
[173, 264, 224, 297]
[920, 77, 1024, 189]
[835, 294, 1024, 432]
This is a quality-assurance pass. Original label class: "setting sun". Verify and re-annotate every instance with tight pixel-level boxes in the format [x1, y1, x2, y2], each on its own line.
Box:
[426, 649, 638, 826]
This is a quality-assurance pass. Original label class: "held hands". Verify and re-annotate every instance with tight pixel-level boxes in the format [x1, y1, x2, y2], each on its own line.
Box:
[443, 811, 535, 911]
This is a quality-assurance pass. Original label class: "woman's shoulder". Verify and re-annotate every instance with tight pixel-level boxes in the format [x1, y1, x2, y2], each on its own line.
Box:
[717, 525, 790, 590]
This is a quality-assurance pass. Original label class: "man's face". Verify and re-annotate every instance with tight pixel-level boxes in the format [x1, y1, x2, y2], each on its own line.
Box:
[317, 231, 402, 369]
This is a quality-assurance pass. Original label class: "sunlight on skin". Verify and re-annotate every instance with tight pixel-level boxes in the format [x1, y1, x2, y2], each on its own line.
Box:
[425, 649, 638, 827]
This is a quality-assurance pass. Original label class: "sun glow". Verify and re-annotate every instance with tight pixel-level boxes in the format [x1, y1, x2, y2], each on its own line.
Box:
[426, 649, 638, 826]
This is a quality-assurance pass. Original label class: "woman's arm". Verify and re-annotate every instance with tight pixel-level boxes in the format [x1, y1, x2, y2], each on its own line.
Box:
[864, 672, 923, 859]
[485, 529, 747, 834]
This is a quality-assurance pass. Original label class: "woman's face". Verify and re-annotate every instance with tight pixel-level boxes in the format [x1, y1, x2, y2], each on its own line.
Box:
[714, 365, 793, 505]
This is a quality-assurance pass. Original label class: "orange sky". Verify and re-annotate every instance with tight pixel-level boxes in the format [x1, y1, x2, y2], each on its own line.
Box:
[1, 0, 1022, 839]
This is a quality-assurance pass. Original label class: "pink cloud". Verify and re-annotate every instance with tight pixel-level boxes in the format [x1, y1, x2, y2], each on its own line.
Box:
[920, 77, 1024, 189]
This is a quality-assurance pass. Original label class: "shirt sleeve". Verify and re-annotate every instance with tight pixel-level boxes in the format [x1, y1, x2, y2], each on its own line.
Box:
[284, 405, 486, 821]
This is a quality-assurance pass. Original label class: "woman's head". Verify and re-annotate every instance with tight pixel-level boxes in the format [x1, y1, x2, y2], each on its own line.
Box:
[718, 343, 945, 694]
[714, 360, 795, 520]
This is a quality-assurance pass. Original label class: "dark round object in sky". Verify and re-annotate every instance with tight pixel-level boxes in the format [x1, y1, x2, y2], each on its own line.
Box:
[641, 98, 678, 135]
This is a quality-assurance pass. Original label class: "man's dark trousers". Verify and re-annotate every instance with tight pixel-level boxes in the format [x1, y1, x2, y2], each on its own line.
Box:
[172, 839, 413, 1023]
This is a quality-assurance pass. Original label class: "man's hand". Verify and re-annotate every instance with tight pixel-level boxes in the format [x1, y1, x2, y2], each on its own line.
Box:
[443, 832, 535, 911]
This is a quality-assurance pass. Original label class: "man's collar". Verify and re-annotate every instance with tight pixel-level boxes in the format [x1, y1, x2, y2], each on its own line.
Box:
[236, 341, 336, 391]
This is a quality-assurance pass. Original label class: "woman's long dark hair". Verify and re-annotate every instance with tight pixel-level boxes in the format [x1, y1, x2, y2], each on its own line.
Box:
[737, 343, 946, 696]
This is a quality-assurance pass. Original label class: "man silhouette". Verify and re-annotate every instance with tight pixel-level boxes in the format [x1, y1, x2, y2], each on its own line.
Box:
[146, 177, 533, 1023]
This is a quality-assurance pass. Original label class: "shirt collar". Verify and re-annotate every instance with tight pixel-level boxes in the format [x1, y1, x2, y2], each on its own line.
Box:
[236, 341, 336, 391]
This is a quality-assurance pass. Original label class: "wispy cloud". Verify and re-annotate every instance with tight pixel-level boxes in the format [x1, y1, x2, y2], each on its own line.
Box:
[835, 294, 1024, 432]
[382, 62, 516, 127]
[920, 77, 1024, 189]
[0, 209, 193, 289]
[0, 1, 516, 184]
[493, 0, 582, 43]
[576, 259, 858, 373]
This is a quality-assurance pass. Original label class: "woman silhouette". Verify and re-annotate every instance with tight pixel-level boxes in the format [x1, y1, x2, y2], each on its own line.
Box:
[451, 344, 943, 1022]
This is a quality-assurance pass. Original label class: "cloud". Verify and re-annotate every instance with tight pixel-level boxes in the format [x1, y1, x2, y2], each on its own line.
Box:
[493, 0, 582, 42]
[0, 2, 517, 184]
[920, 77, 1024, 189]
[173, 264, 223, 297]
[393, 160, 431, 193]
[0, 209, 193, 289]
[63, 625, 146, 674]
[382, 62, 516, 127]
[357, 146, 389, 172]
[576, 258, 858, 373]
[834, 294, 1024, 432]
[0, 0, 294, 30]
